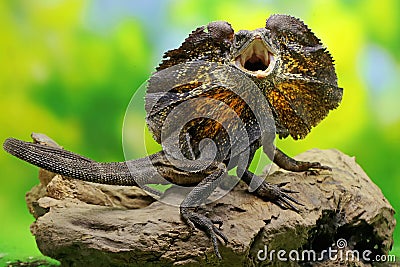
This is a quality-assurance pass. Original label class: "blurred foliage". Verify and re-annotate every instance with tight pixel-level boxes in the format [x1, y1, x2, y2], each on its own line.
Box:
[0, 0, 399, 262]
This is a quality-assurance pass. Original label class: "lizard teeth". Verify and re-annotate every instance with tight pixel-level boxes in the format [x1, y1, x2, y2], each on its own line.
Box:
[256, 70, 268, 79]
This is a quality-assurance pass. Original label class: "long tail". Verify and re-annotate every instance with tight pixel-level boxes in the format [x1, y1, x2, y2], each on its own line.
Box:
[3, 137, 155, 186]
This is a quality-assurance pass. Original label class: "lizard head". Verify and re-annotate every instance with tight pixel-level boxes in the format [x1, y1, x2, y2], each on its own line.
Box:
[231, 28, 277, 79]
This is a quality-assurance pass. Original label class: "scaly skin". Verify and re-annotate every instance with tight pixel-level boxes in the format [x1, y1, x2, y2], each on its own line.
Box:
[3, 14, 342, 259]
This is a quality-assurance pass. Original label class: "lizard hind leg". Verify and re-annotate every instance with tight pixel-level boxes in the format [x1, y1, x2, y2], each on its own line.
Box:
[180, 162, 229, 259]
[273, 148, 331, 172]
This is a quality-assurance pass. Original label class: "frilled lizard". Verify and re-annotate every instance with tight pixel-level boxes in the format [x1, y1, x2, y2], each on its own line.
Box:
[3, 15, 342, 259]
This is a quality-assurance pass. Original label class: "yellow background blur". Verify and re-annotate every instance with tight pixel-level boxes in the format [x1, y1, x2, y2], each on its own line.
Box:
[1, 0, 399, 263]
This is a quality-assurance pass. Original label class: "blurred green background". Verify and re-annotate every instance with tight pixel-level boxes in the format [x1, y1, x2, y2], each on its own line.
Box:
[1, 0, 399, 264]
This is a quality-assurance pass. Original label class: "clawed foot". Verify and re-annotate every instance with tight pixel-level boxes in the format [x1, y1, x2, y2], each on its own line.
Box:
[255, 181, 303, 212]
[180, 207, 228, 259]
[308, 161, 331, 170]
[273, 149, 332, 173]
[303, 161, 331, 175]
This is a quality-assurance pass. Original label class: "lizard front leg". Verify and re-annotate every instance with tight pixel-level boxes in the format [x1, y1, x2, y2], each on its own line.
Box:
[231, 140, 302, 211]
[239, 168, 302, 211]
[180, 162, 229, 259]
[238, 142, 331, 210]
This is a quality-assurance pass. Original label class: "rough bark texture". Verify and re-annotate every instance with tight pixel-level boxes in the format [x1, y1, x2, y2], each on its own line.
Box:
[25, 149, 396, 266]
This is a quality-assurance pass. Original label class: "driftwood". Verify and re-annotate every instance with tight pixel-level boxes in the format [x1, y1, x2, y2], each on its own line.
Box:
[25, 149, 395, 266]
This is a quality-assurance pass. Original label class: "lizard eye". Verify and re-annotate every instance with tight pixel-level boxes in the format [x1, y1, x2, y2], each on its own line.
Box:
[233, 31, 250, 48]
[233, 35, 275, 79]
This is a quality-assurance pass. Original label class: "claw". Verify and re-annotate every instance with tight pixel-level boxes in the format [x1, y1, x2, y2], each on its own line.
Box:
[277, 181, 299, 194]
[280, 189, 302, 204]
[255, 182, 303, 212]
[276, 181, 290, 187]
[305, 169, 320, 176]
[318, 165, 332, 171]
[181, 208, 227, 259]
[211, 217, 223, 228]
[275, 199, 299, 212]
[210, 230, 222, 259]
[212, 225, 228, 244]
[310, 162, 332, 171]
[279, 187, 299, 194]
[274, 188, 304, 212]
[304, 162, 331, 175]
[274, 199, 290, 210]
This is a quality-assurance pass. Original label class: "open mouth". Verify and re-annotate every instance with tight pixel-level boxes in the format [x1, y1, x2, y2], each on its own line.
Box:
[234, 37, 275, 79]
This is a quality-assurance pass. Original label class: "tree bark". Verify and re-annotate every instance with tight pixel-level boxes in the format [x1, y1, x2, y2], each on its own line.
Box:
[25, 149, 396, 266]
